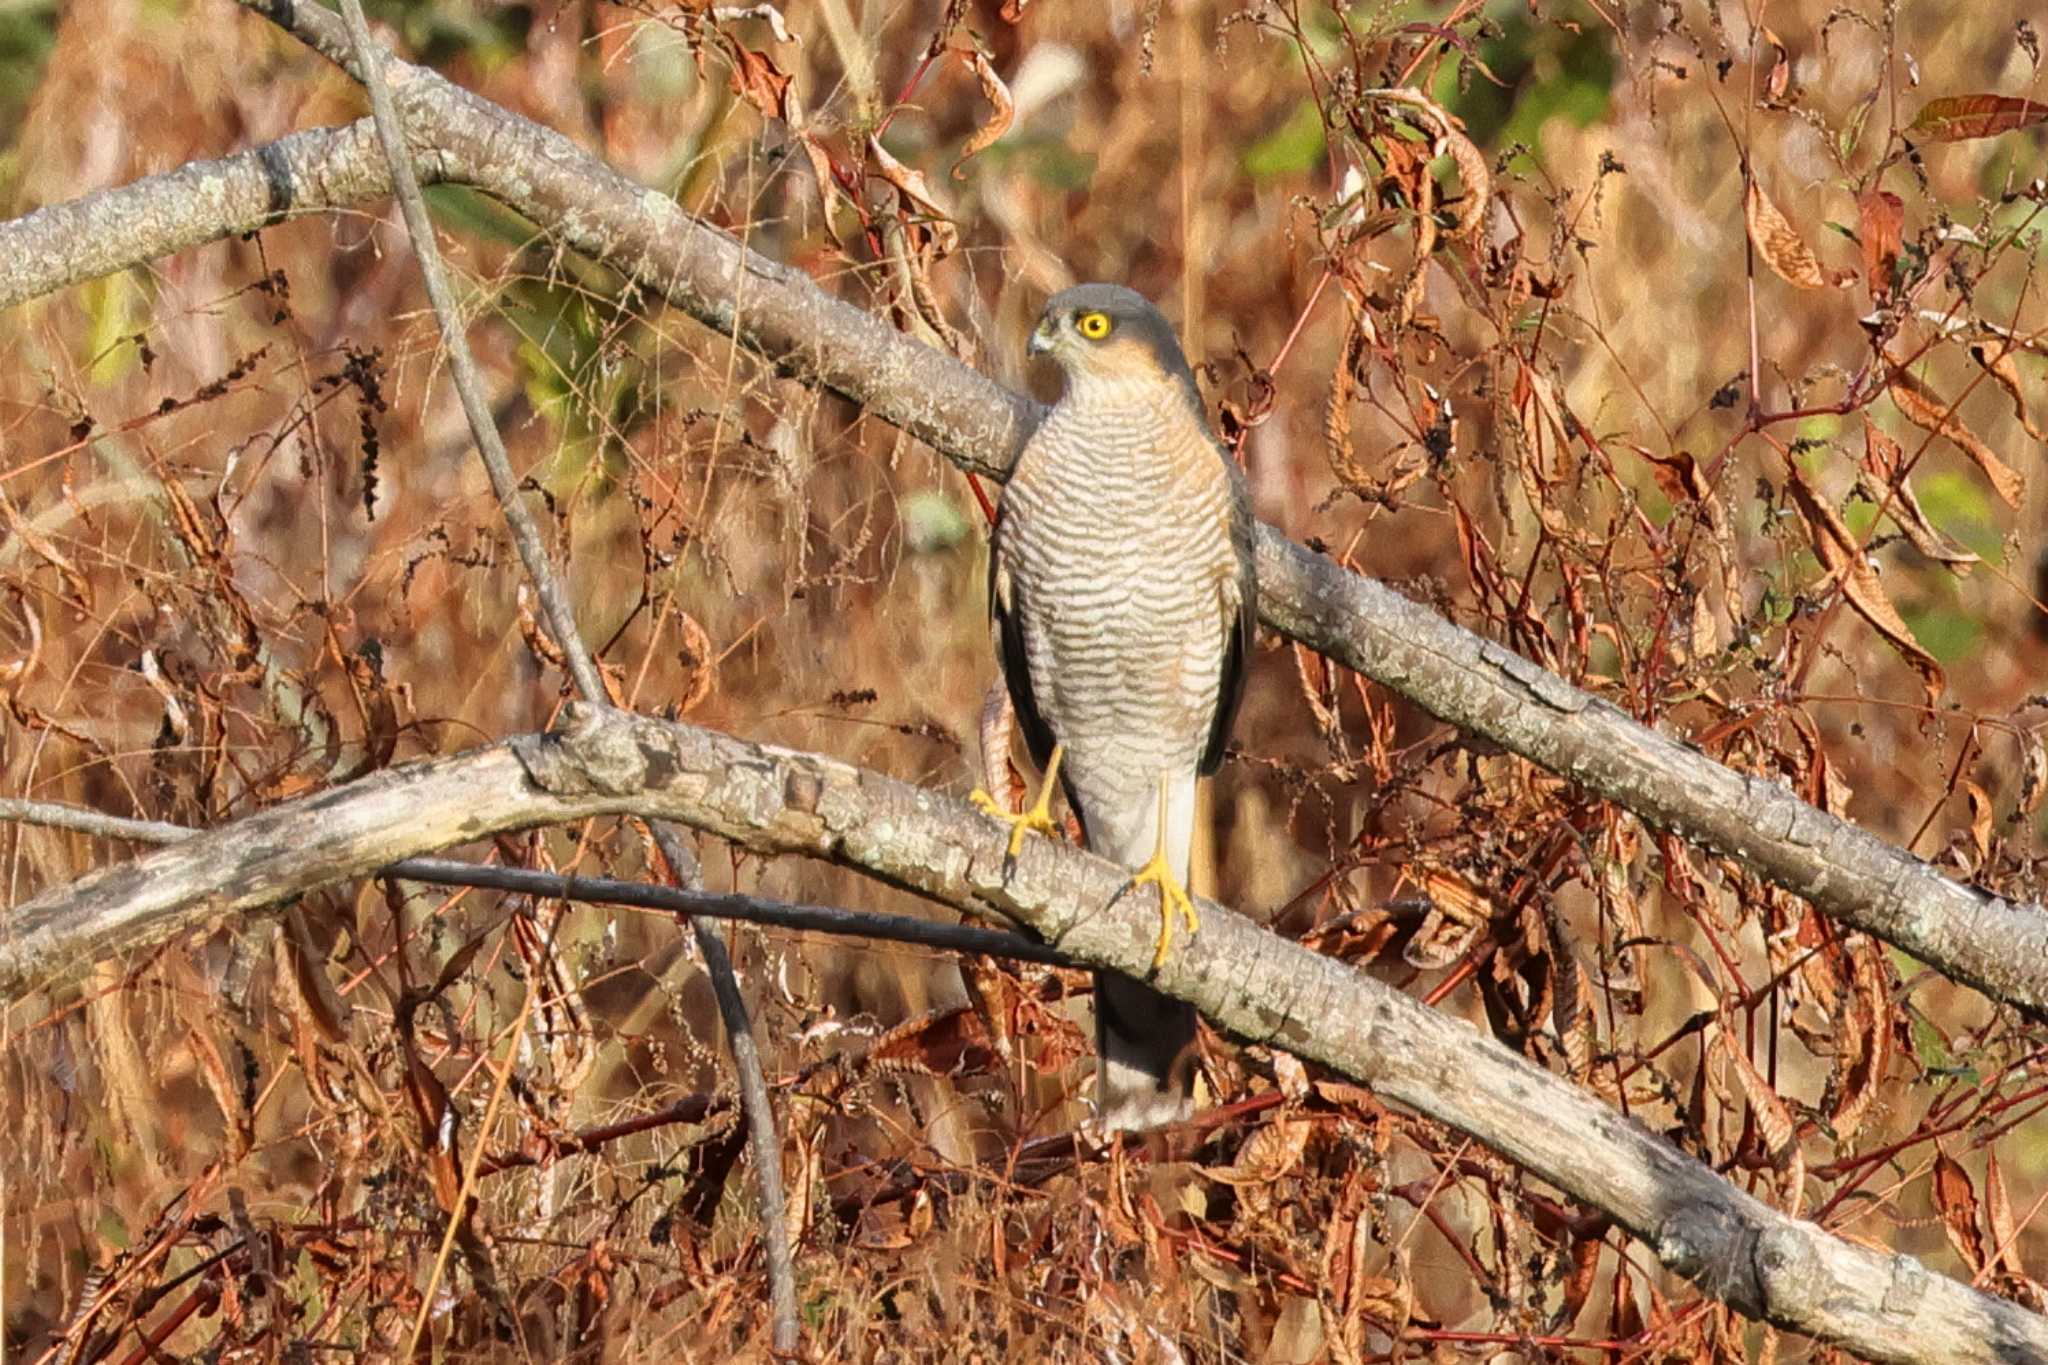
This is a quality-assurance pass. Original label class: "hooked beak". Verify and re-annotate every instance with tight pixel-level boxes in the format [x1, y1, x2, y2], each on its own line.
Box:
[1027, 318, 1056, 356]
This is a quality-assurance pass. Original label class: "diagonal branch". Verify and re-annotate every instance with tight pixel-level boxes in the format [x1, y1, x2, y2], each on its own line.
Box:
[2, 2, 2040, 1020]
[2, 704, 2041, 1365]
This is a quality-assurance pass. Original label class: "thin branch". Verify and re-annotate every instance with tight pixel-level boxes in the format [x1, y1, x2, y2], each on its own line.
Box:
[3, 10, 2040, 1020]
[416, 858, 1074, 964]
[327, 1, 797, 1346]
[3, 704, 2042, 1364]
[0, 798, 195, 847]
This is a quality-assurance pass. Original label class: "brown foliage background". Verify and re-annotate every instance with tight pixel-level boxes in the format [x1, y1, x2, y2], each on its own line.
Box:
[4, 0, 2048, 1358]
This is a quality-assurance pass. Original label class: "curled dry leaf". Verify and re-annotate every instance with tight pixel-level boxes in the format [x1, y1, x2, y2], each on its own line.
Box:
[1909, 94, 2048, 142]
[2020, 731, 2048, 817]
[1406, 865, 1489, 969]
[1271, 1050, 1311, 1102]
[1887, 368, 2026, 506]
[1784, 463, 1946, 704]
[1856, 417, 1978, 573]
[951, 47, 1014, 180]
[1965, 780, 1994, 864]
[186, 1021, 251, 1159]
[1746, 180, 1833, 290]
[1760, 27, 1792, 102]
[1360, 87, 1492, 240]
[1201, 1112, 1311, 1186]
[1714, 1015, 1805, 1213]
[868, 136, 961, 255]
[1968, 339, 2048, 442]
[283, 902, 349, 1043]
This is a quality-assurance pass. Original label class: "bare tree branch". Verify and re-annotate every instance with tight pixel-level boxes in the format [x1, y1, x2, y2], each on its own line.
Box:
[0, 797, 1079, 963]
[2, 704, 2040, 1364]
[2, 2, 2039, 1022]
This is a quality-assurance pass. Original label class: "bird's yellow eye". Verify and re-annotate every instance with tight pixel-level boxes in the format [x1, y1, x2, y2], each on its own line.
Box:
[1075, 311, 1114, 340]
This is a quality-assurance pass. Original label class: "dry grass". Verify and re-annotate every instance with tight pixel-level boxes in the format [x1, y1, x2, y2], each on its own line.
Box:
[4, 0, 2048, 1358]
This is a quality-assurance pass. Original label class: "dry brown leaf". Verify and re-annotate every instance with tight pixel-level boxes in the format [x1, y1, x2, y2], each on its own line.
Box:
[1812, 746, 1855, 819]
[675, 609, 717, 714]
[1746, 180, 1834, 289]
[1715, 1019, 1805, 1213]
[868, 136, 961, 255]
[1910, 94, 2048, 141]
[1361, 88, 1490, 240]
[282, 902, 349, 1043]
[1826, 938, 1891, 1143]
[951, 47, 1014, 179]
[1985, 1149, 2024, 1275]
[1855, 186, 1903, 296]
[1406, 866, 1489, 968]
[1965, 780, 1994, 863]
[1968, 339, 2048, 442]
[2020, 732, 2047, 817]
[1855, 417, 1979, 573]
[1202, 1113, 1311, 1186]
[1933, 1151, 1987, 1273]
[1271, 1050, 1311, 1102]
[1888, 368, 2026, 506]
[797, 132, 847, 244]
[1688, 590, 1724, 662]
[728, 44, 792, 123]
[1760, 27, 1791, 101]
[186, 1022, 251, 1159]
[867, 1005, 999, 1078]
[1784, 464, 1946, 704]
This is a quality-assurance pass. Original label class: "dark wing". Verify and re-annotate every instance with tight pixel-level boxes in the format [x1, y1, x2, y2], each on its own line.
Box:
[1199, 460, 1258, 777]
[989, 506, 1060, 774]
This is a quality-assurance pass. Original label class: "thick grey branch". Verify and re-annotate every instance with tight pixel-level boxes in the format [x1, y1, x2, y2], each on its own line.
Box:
[2, 705, 2041, 1364]
[0, 795, 1076, 962]
[3, 11, 2040, 1020]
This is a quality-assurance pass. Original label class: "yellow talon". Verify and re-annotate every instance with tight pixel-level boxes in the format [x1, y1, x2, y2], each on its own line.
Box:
[972, 744, 1065, 864]
[1110, 776, 1200, 970]
[1127, 846, 1200, 970]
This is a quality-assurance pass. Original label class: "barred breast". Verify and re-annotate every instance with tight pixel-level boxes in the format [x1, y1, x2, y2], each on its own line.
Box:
[997, 382, 1242, 861]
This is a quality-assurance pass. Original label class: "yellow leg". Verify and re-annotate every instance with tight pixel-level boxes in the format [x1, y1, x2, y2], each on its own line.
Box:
[1110, 775, 1200, 970]
[971, 743, 1065, 863]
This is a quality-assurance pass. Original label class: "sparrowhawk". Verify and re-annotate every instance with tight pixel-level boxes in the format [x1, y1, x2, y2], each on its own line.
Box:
[974, 284, 1257, 1131]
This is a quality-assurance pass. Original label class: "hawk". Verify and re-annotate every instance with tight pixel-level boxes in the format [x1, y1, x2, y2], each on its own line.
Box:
[974, 284, 1257, 1131]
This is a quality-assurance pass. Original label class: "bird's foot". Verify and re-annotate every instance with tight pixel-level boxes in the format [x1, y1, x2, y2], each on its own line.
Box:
[971, 744, 1065, 874]
[1110, 847, 1201, 971]
[970, 785, 1058, 861]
